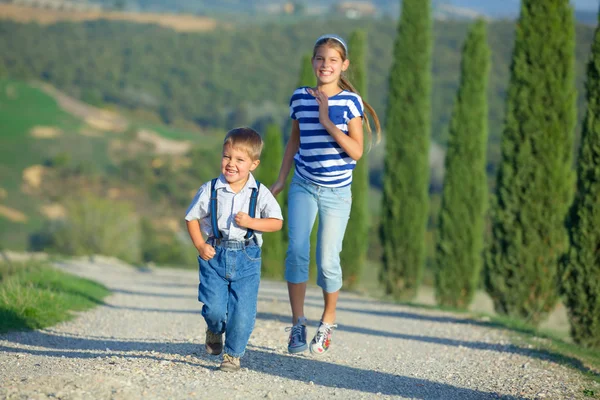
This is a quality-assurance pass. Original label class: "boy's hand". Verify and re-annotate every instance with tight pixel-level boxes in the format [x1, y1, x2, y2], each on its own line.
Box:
[197, 242, 215, 261]
[235, 211, 253, 228]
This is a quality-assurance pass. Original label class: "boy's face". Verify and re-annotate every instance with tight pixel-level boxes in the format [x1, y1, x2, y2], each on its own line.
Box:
[221, 143, 259, 188]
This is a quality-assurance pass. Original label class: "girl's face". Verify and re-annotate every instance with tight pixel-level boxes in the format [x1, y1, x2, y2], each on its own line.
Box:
[312, 45, 349, 86]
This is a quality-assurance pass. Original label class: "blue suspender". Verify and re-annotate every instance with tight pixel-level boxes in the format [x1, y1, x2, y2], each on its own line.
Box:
[245, 181, 260, 239]
[209, 178, 261, 241]
[210, 178, 222, 239]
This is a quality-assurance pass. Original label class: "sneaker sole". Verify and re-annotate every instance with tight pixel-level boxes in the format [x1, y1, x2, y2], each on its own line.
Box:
[219, 365, 240, 372]
[205, 344, 223, 355]
[287, 343, 308, 354]
[309, 342, 328, 356]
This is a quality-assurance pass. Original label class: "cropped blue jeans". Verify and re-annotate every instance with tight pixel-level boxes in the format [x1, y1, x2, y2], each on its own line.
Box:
[285, 173, 352, 293]
[198, 241, 261, 358]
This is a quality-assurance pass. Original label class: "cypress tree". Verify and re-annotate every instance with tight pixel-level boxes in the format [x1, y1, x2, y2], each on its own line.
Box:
[485, 0, 576, 325]
[562, 14, 600, 349]
[255, 123, 286, 279]
[341, 30, 369, 289]
[379, 0, 432, 300]
[434, 20, 490, 309]
[298, 53, 317, 88]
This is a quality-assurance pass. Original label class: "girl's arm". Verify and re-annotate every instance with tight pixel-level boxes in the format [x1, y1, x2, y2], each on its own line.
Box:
[322, 117, 364, 161]
[271, 120, 300, 195]
[312, 89, 364, 160]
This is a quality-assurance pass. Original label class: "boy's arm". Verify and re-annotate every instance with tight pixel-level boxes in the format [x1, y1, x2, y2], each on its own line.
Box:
[235, 214, 282, 232]
[186, 219, 215, 260]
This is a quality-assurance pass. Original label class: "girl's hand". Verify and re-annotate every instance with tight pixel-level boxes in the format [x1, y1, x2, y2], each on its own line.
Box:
[235, 211, 253, 228]
[270, 180, 285, 196]
[197, 242, 215, 261]
[308, 88, 331, 127]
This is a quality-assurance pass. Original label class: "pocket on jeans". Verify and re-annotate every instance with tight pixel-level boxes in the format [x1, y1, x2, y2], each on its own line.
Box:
[243, 246, 262, 262]
[331, 187, 352, 206]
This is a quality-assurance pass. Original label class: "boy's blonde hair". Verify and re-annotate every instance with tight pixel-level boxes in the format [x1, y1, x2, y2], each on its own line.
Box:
[223, 127, 264, 160]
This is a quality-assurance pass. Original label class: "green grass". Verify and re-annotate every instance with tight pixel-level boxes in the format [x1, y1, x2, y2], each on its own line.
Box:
[0, 261, 110, 333]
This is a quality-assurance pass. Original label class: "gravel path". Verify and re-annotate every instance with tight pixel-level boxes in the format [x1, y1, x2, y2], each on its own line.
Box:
[1, 257, 598, 399]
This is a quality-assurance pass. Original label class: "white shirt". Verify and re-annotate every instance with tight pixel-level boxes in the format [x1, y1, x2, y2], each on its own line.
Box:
[184, 173, 283, 246]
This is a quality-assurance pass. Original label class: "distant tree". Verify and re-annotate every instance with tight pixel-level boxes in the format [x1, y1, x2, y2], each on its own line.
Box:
[255, 123, 286, 279]
[340, 30, 369, 290]
[562, 13, 600, 349]
[50, 195, 141, 264]
[434, 20, 490, 309]
[485, 0, 576, 325]
[113, 0, 126, 11]
[298, 53, 316, 88]
[379, 0, 432, 300]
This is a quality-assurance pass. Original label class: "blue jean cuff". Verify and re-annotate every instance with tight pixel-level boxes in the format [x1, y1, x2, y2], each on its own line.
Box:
[224, 348, 245, 358]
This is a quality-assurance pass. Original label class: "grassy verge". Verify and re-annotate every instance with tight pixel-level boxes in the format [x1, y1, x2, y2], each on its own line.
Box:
[0, 261, 110, 334]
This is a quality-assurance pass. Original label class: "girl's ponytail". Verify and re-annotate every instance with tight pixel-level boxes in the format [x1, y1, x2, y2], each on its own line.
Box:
[339, 75, 381, 148]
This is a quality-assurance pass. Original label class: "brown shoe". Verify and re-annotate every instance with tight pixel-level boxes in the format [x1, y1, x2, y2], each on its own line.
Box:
[219, 353, 240, 372]
[205, 328, 223, 355]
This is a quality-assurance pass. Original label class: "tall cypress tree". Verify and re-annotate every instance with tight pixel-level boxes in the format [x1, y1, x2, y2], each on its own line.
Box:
[255, 123, 286, 279]
[485, 0, 576, 325]
[298, 53, 317, 88]
[434, 20, 490, 309]
[341, 30, 369, 290]
[562, 13, 600, 349]
[379, 0, 432, 300]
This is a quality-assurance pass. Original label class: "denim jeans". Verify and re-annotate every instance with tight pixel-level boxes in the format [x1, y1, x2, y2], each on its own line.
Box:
[198, 242, 261, 358]
[285, 173, 352, 293]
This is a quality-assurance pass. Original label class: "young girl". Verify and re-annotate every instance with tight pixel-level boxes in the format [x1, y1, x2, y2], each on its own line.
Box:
[271, 34, 381, 356]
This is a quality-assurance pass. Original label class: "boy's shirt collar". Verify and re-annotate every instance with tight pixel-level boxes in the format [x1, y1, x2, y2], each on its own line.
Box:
[215, 173, 258, 193]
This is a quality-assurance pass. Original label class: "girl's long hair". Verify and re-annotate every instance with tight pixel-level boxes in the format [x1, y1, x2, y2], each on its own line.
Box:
[313, 37, 381, 146]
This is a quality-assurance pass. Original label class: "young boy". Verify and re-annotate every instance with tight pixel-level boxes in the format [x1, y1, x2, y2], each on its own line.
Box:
[185, 127, 283, 372]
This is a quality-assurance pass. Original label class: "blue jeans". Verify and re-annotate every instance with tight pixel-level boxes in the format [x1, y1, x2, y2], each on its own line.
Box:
[198, 241, 261, 358]
[285, 173, 352, 293]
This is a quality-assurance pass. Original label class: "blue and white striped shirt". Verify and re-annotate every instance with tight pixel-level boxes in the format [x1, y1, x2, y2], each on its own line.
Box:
[289, 87, 364, 187]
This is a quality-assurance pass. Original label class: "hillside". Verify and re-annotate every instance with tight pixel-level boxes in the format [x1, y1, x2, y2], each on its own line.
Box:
[0, 4, 219, 32]
[0, 17, 595, 170]
[0, 79, 221, 254]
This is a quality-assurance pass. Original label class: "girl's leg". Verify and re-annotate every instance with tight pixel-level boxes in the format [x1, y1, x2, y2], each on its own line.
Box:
[321, 289, 339, 324]
[285, 176, 318, 324]
[310, 186, 351, 355]
[315, 184, 352, 321]
[288, 281, 307, 325]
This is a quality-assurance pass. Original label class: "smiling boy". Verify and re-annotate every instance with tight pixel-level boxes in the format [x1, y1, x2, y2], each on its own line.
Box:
[185, 127, 283, 372]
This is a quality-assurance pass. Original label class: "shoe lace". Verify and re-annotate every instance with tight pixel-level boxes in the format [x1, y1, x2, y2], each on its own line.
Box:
[315, 323, 337, 345]
[285, 323, 304, 344]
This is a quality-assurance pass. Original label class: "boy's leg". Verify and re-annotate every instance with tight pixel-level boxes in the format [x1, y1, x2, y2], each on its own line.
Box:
[198, 249, 228, 347]
[222, 245, 262, 359]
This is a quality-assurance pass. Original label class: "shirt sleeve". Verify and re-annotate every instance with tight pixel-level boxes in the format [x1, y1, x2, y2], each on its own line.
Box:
[347, 95, 364, 121]
[289, 88, 301, 120]
[184, 182, 210, 221]
[258, 186, 283, 221]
